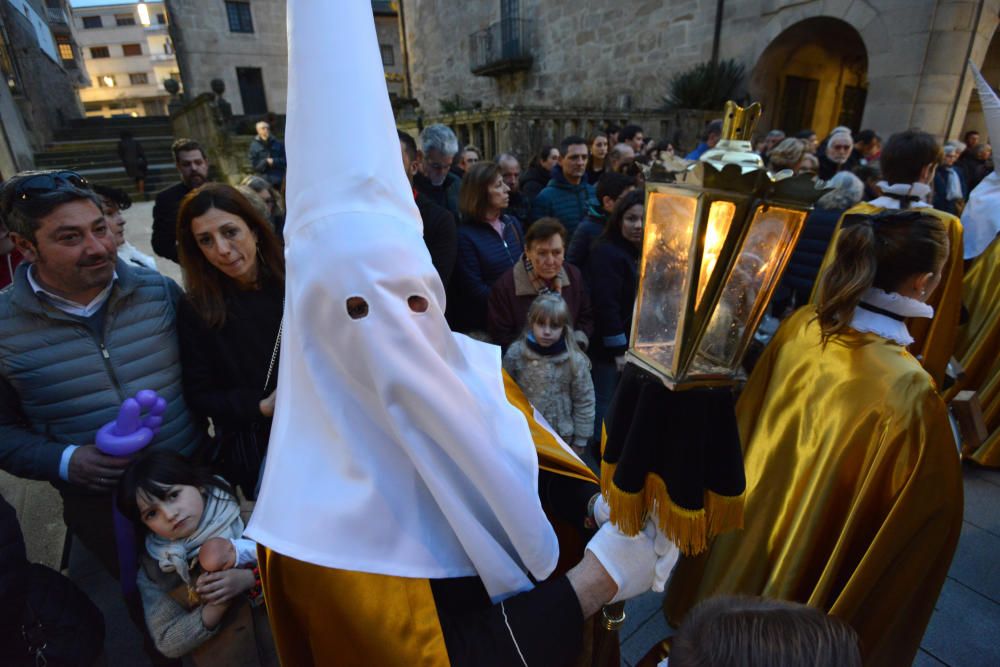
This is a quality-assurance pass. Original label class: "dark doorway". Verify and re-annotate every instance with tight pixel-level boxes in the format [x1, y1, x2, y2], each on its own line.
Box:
[779, 76, 819, 135]
[236, 67, 267, 115]
[838, 85, 867, 133]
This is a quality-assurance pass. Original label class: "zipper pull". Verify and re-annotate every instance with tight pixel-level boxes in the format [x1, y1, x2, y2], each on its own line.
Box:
[100, 344, 110, 359]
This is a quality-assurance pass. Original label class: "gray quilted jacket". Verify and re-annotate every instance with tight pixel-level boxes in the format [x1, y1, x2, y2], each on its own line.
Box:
[0, 260, 204, 483]
[502, 341, 595, 446]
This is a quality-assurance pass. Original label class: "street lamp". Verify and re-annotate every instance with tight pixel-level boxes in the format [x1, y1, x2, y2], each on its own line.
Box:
[601, 101, 823, 554]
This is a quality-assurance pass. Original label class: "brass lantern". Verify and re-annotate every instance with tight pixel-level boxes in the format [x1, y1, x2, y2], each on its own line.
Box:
[628, 101, 823, 389]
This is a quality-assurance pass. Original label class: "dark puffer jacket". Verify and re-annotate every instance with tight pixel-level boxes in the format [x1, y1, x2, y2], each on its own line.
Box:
[772, 206, 847, 312]
[448, 215, 523, 333]
[530, 167, 598, 237]
[586, 235, 640, 362]
[0, 260, 205, 482]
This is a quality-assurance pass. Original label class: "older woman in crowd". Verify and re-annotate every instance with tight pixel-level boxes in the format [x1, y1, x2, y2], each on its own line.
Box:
[487, 217, 594, 350]
[770, 171, 866, 316]
[766, 138, 808, 174]
[818, 130, 857, 180]
[175, 183, 285, 498]
[241, 174, 286, 237]
[448, 161, 523, 334]
[933, 141, 967, 216]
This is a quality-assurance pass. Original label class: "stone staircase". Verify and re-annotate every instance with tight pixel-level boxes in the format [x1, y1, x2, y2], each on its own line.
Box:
[34, 117, 177, 199]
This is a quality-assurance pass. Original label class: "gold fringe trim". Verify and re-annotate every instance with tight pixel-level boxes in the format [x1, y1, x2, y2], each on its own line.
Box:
[600, 461, 745, 556]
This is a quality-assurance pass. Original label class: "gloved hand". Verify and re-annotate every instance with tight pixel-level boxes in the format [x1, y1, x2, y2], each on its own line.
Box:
[651, 528, 680, 592]
[585, 519, 660, 604]
[593, 494, 611, 527]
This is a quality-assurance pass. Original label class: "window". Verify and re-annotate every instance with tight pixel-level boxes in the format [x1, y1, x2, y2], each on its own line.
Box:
[97, 74, 116, 88]
[225, 1, 254, 33]
[156, 13, 167, 25]
[380, 44, 394, 66]
[90, 46, 110, 58]
[57, 39, 73, 61]
[122, 43, 143, 56]
[115, 13, 136, 26]
[129, 73, 149, 85]
[82, 15, 102, 29]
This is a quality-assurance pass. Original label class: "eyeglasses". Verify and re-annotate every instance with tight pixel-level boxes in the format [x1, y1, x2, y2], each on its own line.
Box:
[13, 171, 90, 202]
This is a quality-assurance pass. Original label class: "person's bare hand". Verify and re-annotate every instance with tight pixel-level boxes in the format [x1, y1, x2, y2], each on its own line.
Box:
[614, 355, 627, 373]
[68, 445, 130, 492]
[266, 157, 274, 166]
[259, 389, 277, 417]
[195, 569, 255, 605]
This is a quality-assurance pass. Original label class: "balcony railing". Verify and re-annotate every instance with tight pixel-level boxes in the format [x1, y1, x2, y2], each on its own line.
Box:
[469, 18, 532, 77]
[46, 7, 68, 24]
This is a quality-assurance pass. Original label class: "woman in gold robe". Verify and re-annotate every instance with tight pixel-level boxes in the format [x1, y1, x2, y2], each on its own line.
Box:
[663, 210, 964, 666]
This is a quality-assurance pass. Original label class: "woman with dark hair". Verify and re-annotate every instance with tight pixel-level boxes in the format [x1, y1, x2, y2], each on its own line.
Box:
[585, 188, 644, 447]
[176, 183, 285, 498]
[449, 161, 522, 334]
[665, 210, 963, 666]
[519, 145, 560, 201]
[584, 132, 609, 185]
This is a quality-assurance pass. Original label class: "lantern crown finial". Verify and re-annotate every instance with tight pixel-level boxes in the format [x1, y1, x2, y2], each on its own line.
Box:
[720, 101, 762, 142]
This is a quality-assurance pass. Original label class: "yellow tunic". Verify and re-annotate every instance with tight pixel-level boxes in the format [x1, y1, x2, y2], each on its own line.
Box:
[664, 308, 964, 667]
[945, 236, 1000, 465]
[259, 373, 599, 666]
[809, 202, 964, 387]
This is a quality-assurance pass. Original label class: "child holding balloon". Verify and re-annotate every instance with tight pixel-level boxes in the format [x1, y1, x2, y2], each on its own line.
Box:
[116, 450, 273, 663]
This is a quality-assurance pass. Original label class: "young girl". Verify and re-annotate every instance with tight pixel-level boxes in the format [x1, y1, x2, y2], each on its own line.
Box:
[503, 293, 596, 457]
[117, 450, 274, 665]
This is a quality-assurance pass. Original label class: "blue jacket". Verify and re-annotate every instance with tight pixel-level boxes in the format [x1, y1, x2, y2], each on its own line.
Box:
[0, 260, 205, 483]
[530, 166, 597, 237]
[566, 205, 608, 269]
[586, 235, 639, 361]
[933, 165, 965, 216]
[448, 215, 523, 332]
[248, 136, 287, 186]
[772, 206, 846, 311]
[685, 142, 709, 160]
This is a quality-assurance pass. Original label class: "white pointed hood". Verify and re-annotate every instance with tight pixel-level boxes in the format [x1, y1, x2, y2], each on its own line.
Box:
[961, 62, 1000, 259]
[245, 0, 558, 601]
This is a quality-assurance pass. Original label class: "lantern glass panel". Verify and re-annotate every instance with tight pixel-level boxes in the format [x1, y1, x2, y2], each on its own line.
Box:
[633, 191, 698, 373]
[692, 206, 807, 374]
[696, 201, 737, 308]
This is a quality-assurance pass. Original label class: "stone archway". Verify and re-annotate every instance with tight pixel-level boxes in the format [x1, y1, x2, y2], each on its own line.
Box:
[962, 29, 1000, 143]
[749, 17, 868, 138]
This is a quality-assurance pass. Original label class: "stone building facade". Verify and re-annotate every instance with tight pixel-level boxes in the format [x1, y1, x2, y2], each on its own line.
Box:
[400, 0, 1000, 157]
[165, 0, 404, 117]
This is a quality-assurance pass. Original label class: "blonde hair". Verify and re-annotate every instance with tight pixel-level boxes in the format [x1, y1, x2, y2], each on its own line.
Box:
[816, 210, 949, 340]
[767, 138, 806, 172]
[522, 294, 585, 370]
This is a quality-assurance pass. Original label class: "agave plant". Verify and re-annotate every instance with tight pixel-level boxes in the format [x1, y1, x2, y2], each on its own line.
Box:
[664, 59, 746, 111]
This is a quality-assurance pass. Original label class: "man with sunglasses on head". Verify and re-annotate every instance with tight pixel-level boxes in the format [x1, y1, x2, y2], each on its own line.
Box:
[0, 170, 206, 665]
[151, 138, 211, 263]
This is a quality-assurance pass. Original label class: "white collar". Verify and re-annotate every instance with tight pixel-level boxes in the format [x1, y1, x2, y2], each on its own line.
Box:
[27, 264, 118, 318]
[849, 287, 934, 346]
[868, 182, 932, 210]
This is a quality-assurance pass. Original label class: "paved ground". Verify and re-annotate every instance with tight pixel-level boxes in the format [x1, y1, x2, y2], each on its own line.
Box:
[6, 200, 999, 665]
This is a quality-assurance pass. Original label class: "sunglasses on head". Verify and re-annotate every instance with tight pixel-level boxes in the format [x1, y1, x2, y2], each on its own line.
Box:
[13, 171, 90, 202]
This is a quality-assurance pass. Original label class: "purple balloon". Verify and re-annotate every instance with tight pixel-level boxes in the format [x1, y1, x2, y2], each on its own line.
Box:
[96, 390, 165, 456]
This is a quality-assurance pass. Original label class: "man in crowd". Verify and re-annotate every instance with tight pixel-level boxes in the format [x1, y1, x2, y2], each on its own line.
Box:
[853, 129, 882, 166]
[566, 171, 635, 268]
[451, 144, 480, 179]
[818, 130, 857, 180]
[497, 152, 530, 223]
[151, 138, 210, 262]
[619, 124, 645, 153]
[686, 119, 723, 160]
[248, 119, 287, 188]
[413, 123, 462, 218]
[0, 170, 206, 663]
[531, 135, 598, 237]
[399, 130, 457, 285]
[607, 143, 637, 173]
[759, 129, 785, 161]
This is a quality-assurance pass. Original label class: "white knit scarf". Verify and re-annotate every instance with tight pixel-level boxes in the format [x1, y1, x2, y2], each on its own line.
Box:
[145, 488, 243, 585]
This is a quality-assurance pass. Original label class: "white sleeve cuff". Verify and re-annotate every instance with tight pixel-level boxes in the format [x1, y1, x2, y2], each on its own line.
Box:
[231, 538, 259, 567]
[59, 445, 79, 482]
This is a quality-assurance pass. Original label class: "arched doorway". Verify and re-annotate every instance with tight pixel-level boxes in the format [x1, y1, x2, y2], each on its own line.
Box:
[750, 17, 868, 138]
[961, 29, 1000, 143]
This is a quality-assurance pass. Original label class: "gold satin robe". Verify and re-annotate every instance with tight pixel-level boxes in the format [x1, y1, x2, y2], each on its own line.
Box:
[809, 202, 964, 387]
[259, 373, 601, 667]
[664, 308, 964, 667]
[945, 236, 1000, 465]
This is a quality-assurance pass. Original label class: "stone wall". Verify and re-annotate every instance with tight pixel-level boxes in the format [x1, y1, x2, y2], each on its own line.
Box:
[166, 0, 288, 116]
[401, 0, 1000, 142]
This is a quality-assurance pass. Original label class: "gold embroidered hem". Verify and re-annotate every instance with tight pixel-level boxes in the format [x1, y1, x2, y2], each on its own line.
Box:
[664, 308, 964, 667]
[809, 202, 963, 386]
[600, 459, 744, 555]
[944, 236, 1000, 466]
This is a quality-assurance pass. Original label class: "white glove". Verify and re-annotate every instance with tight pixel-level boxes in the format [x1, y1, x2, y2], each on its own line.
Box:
[593, 494, 611, 527]
[651, 528, 680, 592]
[585, 520, 659, 603]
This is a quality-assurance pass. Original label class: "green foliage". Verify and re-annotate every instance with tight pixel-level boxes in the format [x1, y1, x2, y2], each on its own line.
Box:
[439, 94, 465, 114]
[664, 59, 746, 111]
